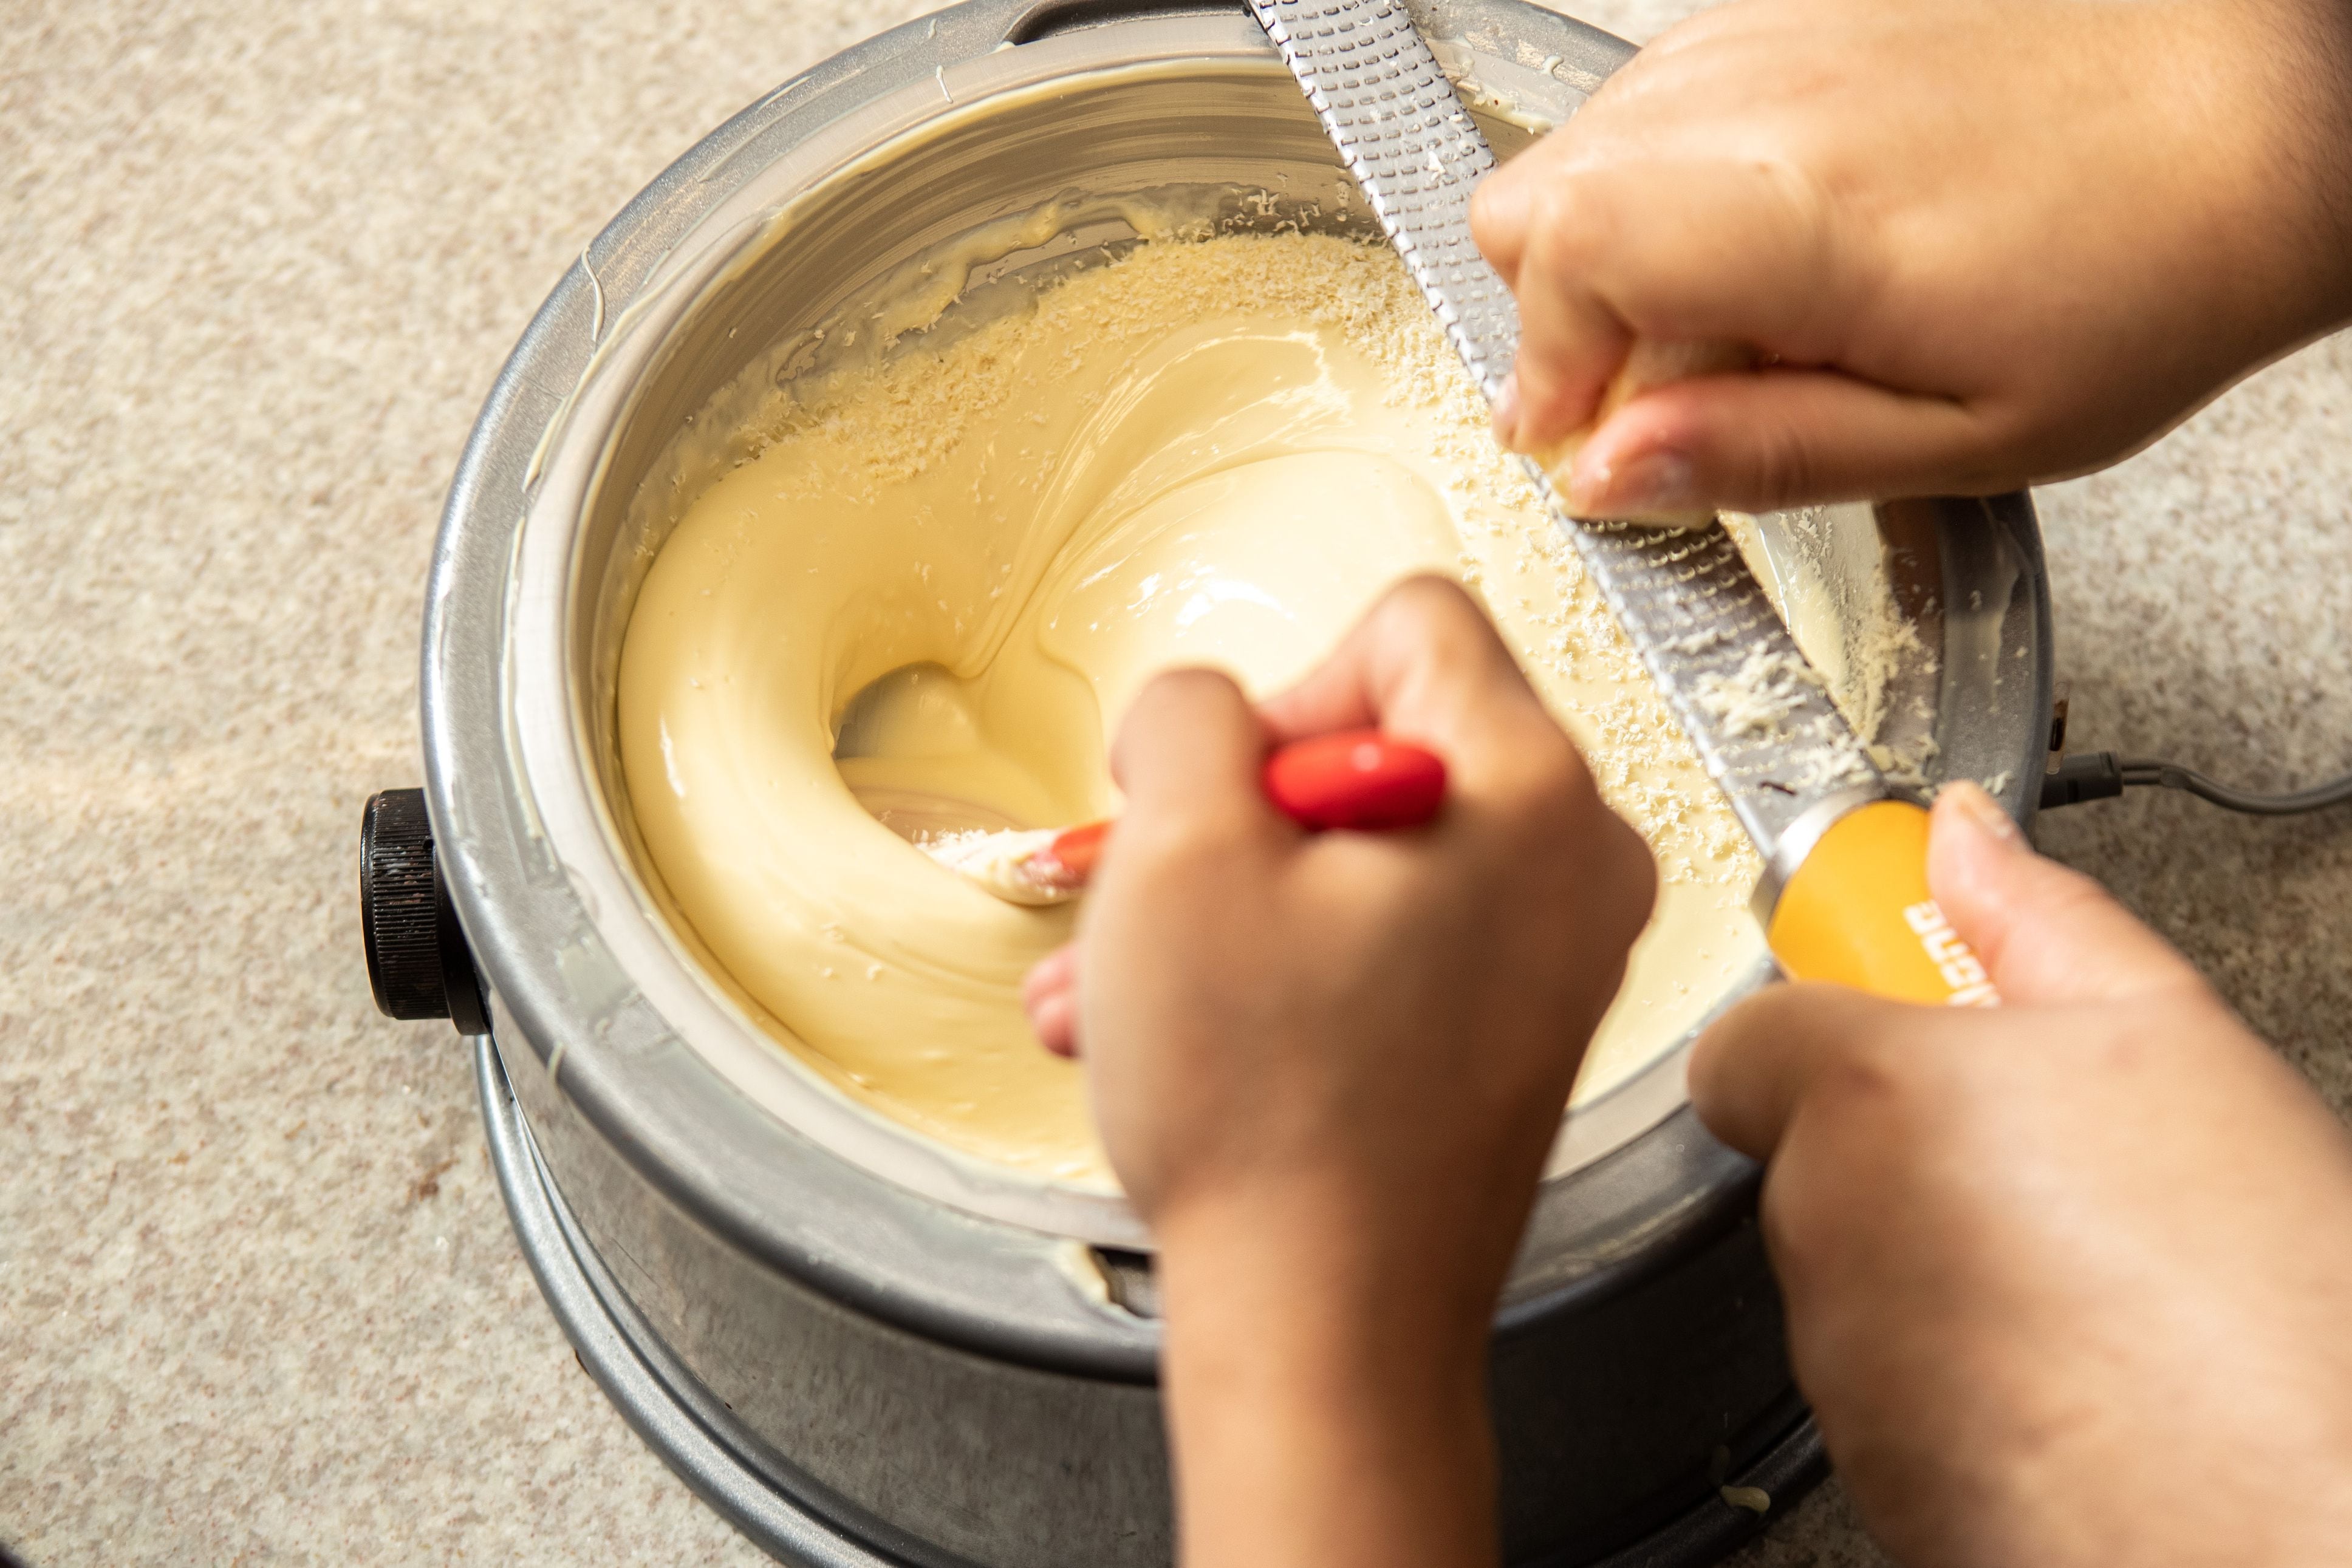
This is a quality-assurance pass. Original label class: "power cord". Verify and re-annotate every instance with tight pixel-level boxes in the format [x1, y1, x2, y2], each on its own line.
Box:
[2041, 752, 2352, 815]
[2031, 682, 2352, 816]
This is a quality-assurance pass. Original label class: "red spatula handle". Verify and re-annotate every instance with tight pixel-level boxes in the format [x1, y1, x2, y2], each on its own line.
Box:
[1040, 730, 1446, 886]
[1262, 729, 1447, 830]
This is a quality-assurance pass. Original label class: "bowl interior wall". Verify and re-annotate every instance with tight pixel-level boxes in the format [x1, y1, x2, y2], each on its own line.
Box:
[571, 66, 1544, 807]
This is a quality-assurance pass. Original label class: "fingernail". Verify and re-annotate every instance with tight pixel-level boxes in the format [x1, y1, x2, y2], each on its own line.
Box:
[1564, 454, 1608, 516]
[1941, 779, 2022, 847]
[1028, 989, 1077, 1058]
[1491, 372, 1522, 451]
[1585, 447, 1695, 519]
[1567, 447, 1696, 519]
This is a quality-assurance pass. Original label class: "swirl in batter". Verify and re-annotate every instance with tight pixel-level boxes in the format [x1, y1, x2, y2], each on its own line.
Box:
[618, 233, 1767, 1185]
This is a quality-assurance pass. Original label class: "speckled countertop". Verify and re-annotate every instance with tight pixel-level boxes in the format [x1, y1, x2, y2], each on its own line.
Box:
[4, 0, 2346, 1562]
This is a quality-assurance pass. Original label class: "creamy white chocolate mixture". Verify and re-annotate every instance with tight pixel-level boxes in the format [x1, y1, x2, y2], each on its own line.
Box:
[618, 232, 1814, 1187]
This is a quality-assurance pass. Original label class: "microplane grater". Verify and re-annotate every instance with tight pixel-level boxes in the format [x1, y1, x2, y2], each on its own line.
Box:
[1246, 0, 1885, 861]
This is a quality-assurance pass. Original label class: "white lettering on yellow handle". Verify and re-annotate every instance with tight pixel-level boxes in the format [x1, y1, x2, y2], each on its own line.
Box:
[1902, 900, 1999, 1007]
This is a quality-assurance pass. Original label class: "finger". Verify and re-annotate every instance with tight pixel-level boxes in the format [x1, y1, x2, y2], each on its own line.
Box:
[1256, 577, 1563, 789]
[1562, 369, 1995, 516]
[1498, 159, 1864, 455]
[1687, 981, 1922, 1159]
[1504, 189, 1632, 449]
[1023, 944, 1079, 1056]
[1928, 781, 2203, 1006]
[1028, 986, 1078, 1058]
[1469, 148, 1544, 287]
[1255, 641, 1378, 740]
[1108, 667, 1277, 823]
[1562, 157, 1853, 352]
[1022, 941, 1076, 1006]
[1466, 23, 1714, 288]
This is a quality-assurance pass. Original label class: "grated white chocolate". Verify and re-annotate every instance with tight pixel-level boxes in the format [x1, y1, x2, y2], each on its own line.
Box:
[617, 229, 1914, 1184]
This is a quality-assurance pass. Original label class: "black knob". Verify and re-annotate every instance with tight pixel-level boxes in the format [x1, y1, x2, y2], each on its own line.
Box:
[360, 789, 490, 1035]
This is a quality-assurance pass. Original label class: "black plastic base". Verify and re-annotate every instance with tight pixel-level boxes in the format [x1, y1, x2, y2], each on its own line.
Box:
[1586, 1422, 1825, 1568]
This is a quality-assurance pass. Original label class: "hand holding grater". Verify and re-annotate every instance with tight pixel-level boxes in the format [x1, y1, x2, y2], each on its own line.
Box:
[1246, 0, 1998, 1007]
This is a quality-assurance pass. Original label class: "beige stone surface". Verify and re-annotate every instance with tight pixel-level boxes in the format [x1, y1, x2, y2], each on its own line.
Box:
[2, 0, 2344, 1563]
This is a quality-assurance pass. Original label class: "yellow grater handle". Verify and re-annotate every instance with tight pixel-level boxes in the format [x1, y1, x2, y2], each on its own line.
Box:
[1765, 800, 2001, 1006]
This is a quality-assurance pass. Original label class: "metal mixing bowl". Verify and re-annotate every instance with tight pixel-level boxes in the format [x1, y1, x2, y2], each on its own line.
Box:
[404, 0, 2054, 1561]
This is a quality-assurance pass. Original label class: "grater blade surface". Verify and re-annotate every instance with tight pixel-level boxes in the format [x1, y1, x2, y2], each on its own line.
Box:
[1246, 0, 1885, 855]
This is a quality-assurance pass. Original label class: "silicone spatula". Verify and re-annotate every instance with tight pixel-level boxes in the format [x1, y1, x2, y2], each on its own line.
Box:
[925, 729, 1446, 906]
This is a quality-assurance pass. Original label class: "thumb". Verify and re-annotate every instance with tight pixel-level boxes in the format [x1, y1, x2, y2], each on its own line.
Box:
[1110, 667, 1274, 823]
[1688, 982, 1924, 1161]
[1929, 780, 2200, 1006]
[1562, 369, 1994, 517]
[1691, 782, 2204, 1159]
